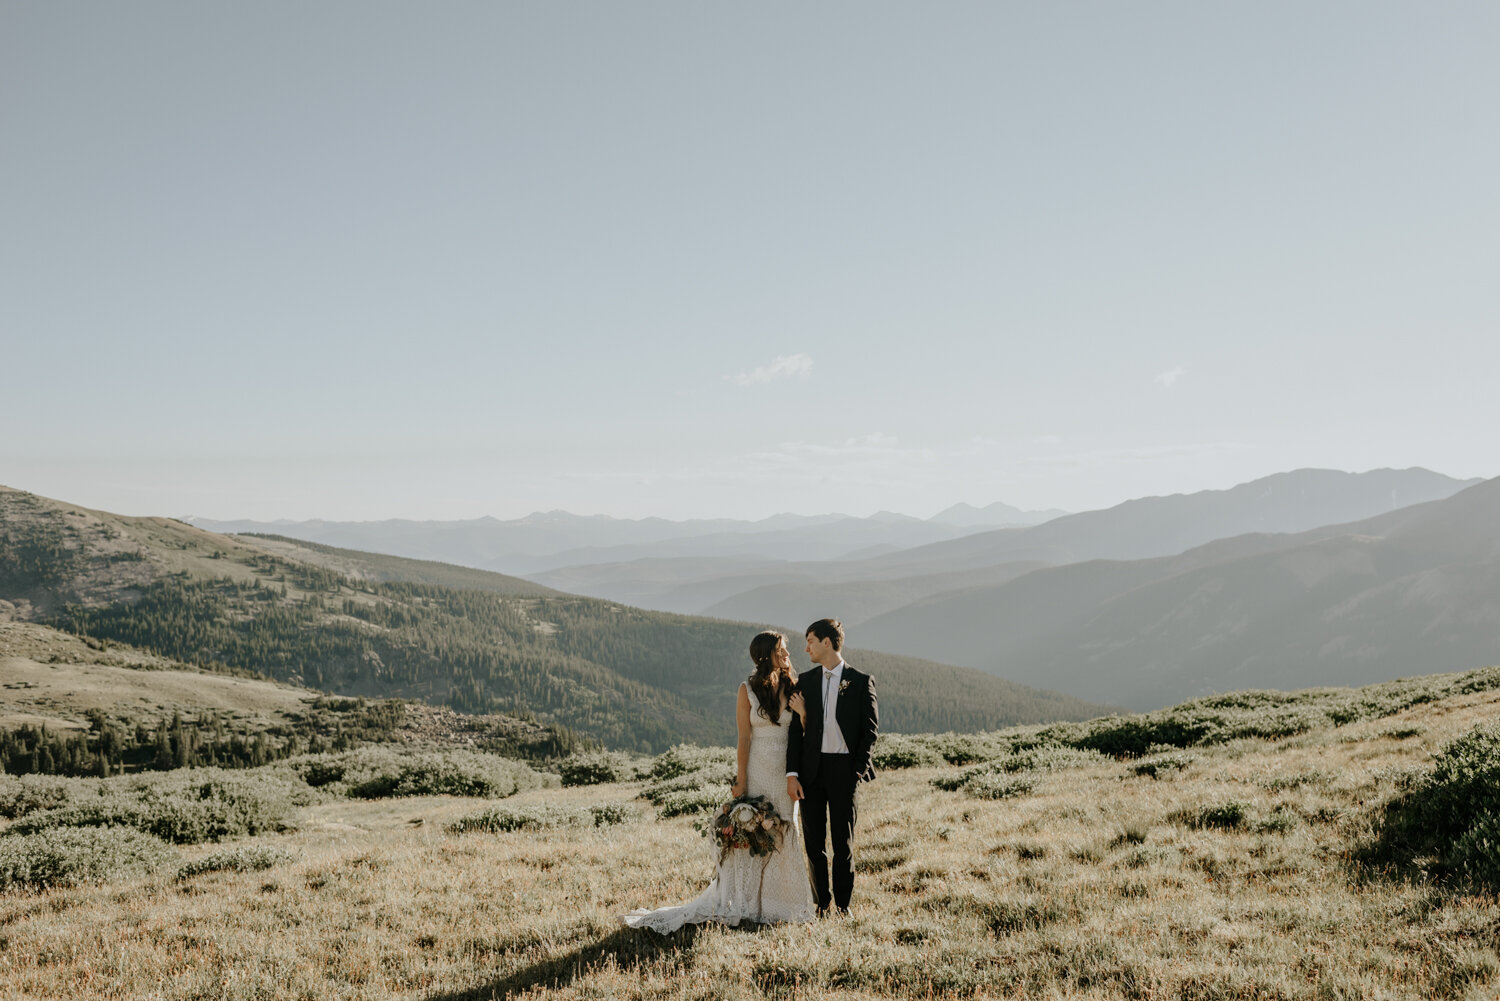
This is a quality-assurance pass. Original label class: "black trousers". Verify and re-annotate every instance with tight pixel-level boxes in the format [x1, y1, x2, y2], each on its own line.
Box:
[802, 753, 858, 910]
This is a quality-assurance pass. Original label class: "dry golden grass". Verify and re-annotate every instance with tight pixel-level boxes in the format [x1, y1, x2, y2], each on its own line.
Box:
[0, 622, 318, 733]
[5, 688, 1500, 1000]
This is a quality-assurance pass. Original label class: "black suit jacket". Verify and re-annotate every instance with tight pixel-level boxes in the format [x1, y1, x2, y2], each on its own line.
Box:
[787, 663, 879, 784]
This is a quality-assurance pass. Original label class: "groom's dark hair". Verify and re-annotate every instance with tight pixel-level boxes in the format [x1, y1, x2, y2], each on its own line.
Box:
[806, 618, 844, 651]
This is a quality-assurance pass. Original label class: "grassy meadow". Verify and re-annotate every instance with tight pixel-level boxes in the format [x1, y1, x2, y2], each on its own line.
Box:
[5, 668, 1500, 1000]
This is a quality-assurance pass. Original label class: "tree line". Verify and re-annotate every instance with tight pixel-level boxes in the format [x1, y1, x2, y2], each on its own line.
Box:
[26, 536, 1102, 752]
[2, 710, 327, 777]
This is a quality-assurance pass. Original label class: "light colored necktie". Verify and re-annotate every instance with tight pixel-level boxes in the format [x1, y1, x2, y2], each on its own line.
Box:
[823, 670, 836, 711]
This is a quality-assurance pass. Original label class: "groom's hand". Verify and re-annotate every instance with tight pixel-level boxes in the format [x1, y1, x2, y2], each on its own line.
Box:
[787, 776, 804, 801]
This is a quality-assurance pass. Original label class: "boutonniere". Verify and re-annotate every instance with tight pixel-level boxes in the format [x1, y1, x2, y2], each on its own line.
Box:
[839, 679, 852, 694]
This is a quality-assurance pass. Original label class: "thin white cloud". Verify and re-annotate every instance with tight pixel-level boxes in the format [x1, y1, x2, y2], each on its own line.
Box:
[1155, 365, 1187, 388]
[729, 353, 814, 386]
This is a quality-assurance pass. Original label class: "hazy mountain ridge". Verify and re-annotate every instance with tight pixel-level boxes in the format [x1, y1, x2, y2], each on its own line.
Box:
[187, 501, 1067, 575]
[857, 476, 1500, 708]
[2, 486, 1114, 751]
[696, 561, 1052, 631]
[850, 466, 1481, 574]
[535, 467, 1479, 623]
[929, 500, 1070, 527]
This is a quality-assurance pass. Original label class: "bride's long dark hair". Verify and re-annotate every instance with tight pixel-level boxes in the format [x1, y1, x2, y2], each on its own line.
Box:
[748, 631, 794, 724]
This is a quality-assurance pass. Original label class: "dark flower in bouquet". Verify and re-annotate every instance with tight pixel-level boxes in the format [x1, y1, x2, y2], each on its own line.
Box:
[710, 794, 788, 863]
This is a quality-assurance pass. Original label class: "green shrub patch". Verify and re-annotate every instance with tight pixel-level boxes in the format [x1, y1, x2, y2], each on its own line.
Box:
[176, 845, 295, 881]
[872, 734, 945, 770]
[559, 752, 641, 786]
[640, 744, 733, 816]
[447, 802, 634, 834]
[284, 747, 548, 801]
[0, 774, 77, 820]
[0, 827, 174, 892]
[1366, 722, 1500, 886]
[8, 769, 305, 844]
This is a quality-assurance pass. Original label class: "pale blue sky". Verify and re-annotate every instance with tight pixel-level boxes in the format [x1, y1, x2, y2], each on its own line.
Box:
[4, 2, 1497, 521]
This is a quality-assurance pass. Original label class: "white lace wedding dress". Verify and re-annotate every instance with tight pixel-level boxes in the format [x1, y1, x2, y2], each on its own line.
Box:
[623, 682, 817, 933]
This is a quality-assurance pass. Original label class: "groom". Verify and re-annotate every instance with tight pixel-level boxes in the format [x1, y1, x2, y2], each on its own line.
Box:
[786, 618, 878, 916]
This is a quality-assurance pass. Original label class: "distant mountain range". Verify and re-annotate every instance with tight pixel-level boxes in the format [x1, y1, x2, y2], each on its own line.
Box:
[530, 467, 1481, 624]
[856, 474, 1500, 708]
[11, 465, 1495, 723]
[1, 486, 1113, 750]
[187, 502, 1066, 575]
[929, 500, 1070, 528]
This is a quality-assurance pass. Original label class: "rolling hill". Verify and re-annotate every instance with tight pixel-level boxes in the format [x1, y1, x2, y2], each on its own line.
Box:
[856, 476, 1500, 708]
[528, 467, 1479, 621]
[1, 486, 1114, 752]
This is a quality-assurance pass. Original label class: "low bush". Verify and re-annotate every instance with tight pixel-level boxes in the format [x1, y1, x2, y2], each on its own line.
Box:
[8, 769, 305, 844]
[1381, 725, 1426, 740]
[966, 774, 1036, 800]
[1131, 750, 1196, 779]
[1031, 667, 1500, 759]
[447, 802, 633, 834]
[640, 744, 733, 816]
[1255, 807, 1298, 835]
[872, 734, 945, 770]
[1366, 722, 1500, 886]
[285, 747, 549, 801]
[981, 896, 1066, 935]
[644, 744, 734, 782]
[932, 745, 1102, 797]
[931, 734, 1010, 766]
[643, 769, 729, 802]
[176, 845, 295, 881]
[1173, 801, 1250, 831]
[0, 827, 175, 892]
[1257, 770, 1325, 791]
[0, 773, 80, 820]
[1449, 811, 1500, 887]
[1056, 703, 1324, 757]
[654, 787, 726, 818]
[998, 745, 1106, 773]
[588, 803, 636, 826]
[559, 752, 640, 787]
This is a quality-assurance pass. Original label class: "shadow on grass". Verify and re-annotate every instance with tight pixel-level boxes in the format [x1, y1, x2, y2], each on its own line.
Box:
[426, 925, 699, 1000]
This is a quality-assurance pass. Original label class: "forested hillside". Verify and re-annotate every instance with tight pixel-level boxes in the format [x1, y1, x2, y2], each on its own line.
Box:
[2, 487, 1115, 752]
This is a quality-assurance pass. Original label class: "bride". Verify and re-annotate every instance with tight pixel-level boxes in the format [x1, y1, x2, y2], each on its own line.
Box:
[623, 631, 817, 932]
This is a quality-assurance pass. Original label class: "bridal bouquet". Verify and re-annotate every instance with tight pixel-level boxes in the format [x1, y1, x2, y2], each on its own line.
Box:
[710, 795, 788, 863]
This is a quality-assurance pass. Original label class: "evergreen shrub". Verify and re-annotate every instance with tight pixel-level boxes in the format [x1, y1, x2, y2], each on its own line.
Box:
[655, 787, 726, 818]
[9, 769, 305, 844]
[559, 752, 638, 786]
[176, 845, 294, 881]
[285, 747, 549, 801]
[447, 802, 632, 834]
[645, 744, 733, 782]
[640, 744, 733, 816]
[873, 735, 944, 770]
[0, 773, 78, 819]
[1368, 722, 1500, 885]
[1174, 801, 1250, 831]
[0, 827, 174, 891]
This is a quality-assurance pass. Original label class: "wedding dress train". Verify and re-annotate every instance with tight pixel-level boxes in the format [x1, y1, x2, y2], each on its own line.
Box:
[623, 682, 817, 933]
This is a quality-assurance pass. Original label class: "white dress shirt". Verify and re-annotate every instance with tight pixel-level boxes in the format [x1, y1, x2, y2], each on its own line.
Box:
[820, 660, 851, 755]
[786, 660, 853, 778]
